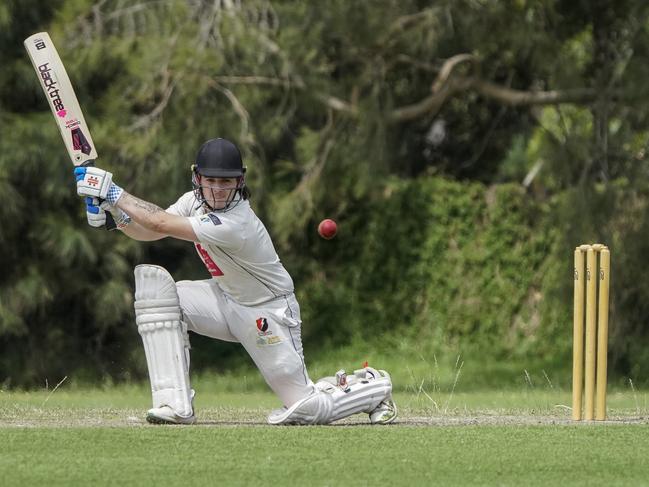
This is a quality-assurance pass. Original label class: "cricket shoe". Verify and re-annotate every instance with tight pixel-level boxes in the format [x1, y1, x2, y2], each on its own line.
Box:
[146, 390, 196, 425]
[369, 396, 398, 424]
[352, 366, 398, 425]
[364, 369, 397, 425]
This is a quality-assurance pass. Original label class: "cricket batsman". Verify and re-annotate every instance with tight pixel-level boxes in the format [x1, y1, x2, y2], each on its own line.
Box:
[74, 138, 397, 425]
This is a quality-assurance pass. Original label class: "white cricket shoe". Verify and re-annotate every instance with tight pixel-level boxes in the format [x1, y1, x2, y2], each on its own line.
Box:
[369, 397, 397, 424]
[146, 390, 196, 425]
[146, 406, 196, 425]
[359, 368, 397, 424]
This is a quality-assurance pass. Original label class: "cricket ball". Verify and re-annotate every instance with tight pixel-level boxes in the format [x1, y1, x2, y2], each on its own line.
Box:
[318, 219, 337, 240]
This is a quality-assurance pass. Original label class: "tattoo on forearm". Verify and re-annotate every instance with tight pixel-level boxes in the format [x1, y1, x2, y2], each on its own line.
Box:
[123, 193, 164, 215]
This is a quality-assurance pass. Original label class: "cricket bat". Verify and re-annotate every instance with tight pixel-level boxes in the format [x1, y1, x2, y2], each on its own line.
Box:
[24, 32, 97, 166]
[24, 32, 115, 228]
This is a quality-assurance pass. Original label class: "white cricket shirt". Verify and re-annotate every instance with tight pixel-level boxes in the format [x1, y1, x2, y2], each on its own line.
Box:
[167, 192, 294, 305]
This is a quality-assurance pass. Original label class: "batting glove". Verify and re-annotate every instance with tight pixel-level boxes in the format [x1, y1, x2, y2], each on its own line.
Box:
[85, 197, 107, 228]
[85, 198, 132, 230]
[74, 166, 123, 204]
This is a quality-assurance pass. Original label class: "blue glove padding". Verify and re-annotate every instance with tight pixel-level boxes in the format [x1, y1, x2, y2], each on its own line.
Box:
[84, 197, 131, 230]
[85, 197, 107, 228]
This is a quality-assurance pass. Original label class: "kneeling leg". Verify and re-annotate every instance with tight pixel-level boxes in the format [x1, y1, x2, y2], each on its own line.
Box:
[267, 367, 397, 425]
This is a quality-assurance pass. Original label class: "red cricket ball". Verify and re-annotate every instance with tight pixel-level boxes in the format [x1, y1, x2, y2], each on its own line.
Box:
[318, 218, 338, 240]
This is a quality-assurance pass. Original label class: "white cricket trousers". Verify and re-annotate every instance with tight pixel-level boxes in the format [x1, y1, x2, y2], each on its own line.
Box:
[176, 279, 315, 407]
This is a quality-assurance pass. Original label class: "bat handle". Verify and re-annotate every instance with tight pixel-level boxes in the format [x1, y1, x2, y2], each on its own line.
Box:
[104, 210, 117, 231]
[81, 160, 117, 231]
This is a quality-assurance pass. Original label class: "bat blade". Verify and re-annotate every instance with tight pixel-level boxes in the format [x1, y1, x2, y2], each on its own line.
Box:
[24, 32, 98, 166]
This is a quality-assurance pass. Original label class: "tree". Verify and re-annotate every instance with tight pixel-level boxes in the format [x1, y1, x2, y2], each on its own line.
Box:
[2, 0, 649, 385]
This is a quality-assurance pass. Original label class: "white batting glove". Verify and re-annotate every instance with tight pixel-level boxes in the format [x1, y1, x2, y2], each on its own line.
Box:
[85, 198, 132, 229]
[74, 166, 123, 204]
[85, 197, 107, 228]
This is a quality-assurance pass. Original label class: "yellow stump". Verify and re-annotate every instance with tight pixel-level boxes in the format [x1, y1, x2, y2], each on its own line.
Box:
[584, 248, 598, 420]
[572, 243, 611, 421]
[572, 248, 585, 421]
[596, 248, 610, 420]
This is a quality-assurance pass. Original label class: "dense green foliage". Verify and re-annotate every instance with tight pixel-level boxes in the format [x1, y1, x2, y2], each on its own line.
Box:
[301, 178, 554, 354]
[2, 1, 649, 386]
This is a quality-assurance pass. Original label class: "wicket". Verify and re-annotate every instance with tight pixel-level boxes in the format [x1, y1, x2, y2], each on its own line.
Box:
[572, 244, 610, 421]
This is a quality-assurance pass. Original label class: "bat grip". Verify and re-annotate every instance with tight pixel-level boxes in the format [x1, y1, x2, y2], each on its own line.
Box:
[104, 208, 117, 231]
[81, 160, 117, 231]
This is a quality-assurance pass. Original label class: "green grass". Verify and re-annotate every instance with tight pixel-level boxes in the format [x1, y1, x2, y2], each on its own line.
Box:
[3, 385, 649, 486]
[4, 425, 649, 486]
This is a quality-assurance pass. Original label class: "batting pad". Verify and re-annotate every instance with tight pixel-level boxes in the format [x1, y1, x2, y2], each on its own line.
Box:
[134, 265, 193, 417]
[267, 367, 392, 425]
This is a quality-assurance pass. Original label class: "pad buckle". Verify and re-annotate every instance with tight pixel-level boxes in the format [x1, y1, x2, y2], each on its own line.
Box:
[335, 369, 350, 392]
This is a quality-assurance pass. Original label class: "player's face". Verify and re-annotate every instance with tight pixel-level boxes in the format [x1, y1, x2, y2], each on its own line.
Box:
[201, 177, 239, 210]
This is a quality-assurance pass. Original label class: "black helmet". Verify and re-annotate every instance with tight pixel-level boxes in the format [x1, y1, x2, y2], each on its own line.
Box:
[191, 138, 249, 212]
[194, 138, 246, 177]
